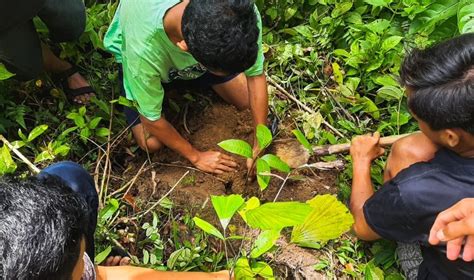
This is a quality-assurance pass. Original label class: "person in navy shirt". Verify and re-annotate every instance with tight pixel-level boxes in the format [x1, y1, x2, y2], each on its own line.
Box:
[349, 33, 474, 280]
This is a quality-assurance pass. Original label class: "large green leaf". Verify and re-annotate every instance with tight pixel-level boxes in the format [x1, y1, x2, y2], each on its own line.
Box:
[251, 261, 275, 279]
[0, 63, 14, 81]
[410, 0, 459, 35]
[193, 217, 225, 240]
[250, 229, 281, 258]
[291, 195, 354, 247]
[381, 36, 403, 52]
[256, 158, 271, 191]
[364, 0, 391, 8]
[218, 139, 253, 159]
[256, 124, 272, 150]
[235, 257, 255, 280]
[238, 197, 261, 223]
[99, 198, 120, 222]
[246, 202, 313, 230]
[261, 154, 291, 173]
[458, 1, 474, 34]
[211, 195, 245, 230]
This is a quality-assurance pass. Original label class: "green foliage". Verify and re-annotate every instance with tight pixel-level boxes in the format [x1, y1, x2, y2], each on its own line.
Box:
[291, 195, 354, 248]
[0, 63, 14, 81]
[218, 139, 253, 159]
[245, 202, 313, 230]
[211, 195, 245, 230]
[250, 229, 281, 258]
[255, 124, 272, 150]
[193, 217, 225, 240]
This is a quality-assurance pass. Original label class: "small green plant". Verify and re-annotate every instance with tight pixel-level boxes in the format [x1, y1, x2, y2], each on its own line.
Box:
[66, 106, 110, 143]
[193, 194, 354, 279]
[218, 124, 290, 190]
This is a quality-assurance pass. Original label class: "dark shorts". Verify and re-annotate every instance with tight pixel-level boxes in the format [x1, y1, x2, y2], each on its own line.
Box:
[118, 65, 239, 127]
[0, 0, 86, 80]
[37, 161, 98, 258]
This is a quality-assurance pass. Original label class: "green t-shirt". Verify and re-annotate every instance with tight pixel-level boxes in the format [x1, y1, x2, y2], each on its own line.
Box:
[104, 0, 264, 121]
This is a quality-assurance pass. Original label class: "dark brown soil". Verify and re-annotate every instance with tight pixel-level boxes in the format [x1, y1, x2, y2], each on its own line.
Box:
[120, 96, 339, 216]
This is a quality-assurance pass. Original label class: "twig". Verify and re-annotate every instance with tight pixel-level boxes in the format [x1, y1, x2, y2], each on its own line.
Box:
[0, 135, 40, 174]
[138, 171, 190, 218]
[297, 160, 346, 170]
[267, 75, 345, 138]
[273, 173, 292, 202]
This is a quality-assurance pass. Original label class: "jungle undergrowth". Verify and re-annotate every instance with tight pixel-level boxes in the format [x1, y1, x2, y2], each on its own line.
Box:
[0, 0, 473, 279]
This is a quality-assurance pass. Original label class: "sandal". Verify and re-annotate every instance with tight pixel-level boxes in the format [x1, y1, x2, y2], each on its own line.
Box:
[56, 65, 96, 104]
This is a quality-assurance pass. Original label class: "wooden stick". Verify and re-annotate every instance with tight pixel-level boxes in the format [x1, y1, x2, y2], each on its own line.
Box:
[0, 135, 41, 174]
[312, 133, 413, 156]
[267, 75, 345, 138]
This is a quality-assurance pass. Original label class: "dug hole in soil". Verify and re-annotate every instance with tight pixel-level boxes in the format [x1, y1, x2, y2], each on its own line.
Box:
[116, 89, 341, 279]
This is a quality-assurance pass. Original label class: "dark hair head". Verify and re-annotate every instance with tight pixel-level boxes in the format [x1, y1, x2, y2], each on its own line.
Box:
[400, 33, 474, 135]
[182, 0, 259, 74]
[0, 176, 88, 280]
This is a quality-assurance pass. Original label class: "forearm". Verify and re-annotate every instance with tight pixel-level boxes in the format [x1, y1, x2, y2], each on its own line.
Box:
[247, 74, 268, 127]
[350, 160, 378, 240]
[142, 116, 199, 162]
[97, 266, 231, 280]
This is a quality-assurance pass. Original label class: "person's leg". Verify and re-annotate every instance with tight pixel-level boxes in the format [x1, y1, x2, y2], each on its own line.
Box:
[211, 73, 250, 110]
[38, 161, 98, 258]
[383, 132, 439, 181]
[0, 21, 43, 81]
[118, 66, 163, 153]
[37, 0, 94, 104]
[383, 132, 439, 280]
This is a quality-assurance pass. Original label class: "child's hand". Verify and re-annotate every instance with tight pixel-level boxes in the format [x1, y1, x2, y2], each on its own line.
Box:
[350, 132, 385, 163]
[429, 198, 474, 261]
[193, 151, 238, 174]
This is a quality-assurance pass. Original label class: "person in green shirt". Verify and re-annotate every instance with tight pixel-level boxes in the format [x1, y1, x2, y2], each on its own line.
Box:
[104, 0, 268, 174]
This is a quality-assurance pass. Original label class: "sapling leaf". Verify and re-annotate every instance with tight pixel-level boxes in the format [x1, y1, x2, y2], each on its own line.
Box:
[292, 129, 312, 152]
[218, 139, 253, 159]
[458, 1, 474, 34]
[246, 202, 313, 230]
[193, 217, 225, 240]
[256, 124, 272, 150]
[256, 158, 271, 190]
[250, 229, 281, 258]
[99, 198, 120, 222]
[211, 195, 245, 230]
[291, 195, 354, 247]
[261, 154, 291, 173]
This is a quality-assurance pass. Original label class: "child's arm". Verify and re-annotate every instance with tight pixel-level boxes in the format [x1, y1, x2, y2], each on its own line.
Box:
[349, 132, 385, 241]
[246, 73, 269, 170]
[97, 266, 232, 280]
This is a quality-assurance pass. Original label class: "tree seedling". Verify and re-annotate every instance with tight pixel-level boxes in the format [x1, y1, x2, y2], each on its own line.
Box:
[217, 124, 290, 191]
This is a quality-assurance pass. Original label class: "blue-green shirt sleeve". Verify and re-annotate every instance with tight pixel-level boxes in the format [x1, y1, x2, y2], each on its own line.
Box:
[244, 6, 265, 77]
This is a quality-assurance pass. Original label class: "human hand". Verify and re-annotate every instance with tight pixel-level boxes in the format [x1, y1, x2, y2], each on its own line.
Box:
[350, 132, 385, 164]
[429, 198, 474, 261]
[192, 151, 238, 174]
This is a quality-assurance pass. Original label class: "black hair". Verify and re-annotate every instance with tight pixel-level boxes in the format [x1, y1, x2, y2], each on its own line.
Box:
[400, 33, 474, 135]
[0, 176, 88, 280]
[182, 0, 259, 74]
